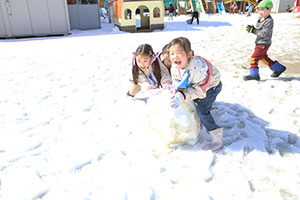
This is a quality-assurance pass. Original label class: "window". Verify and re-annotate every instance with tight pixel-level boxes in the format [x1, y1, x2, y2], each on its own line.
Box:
[143, 6, 150, 17]
[124, 9, 132, 20]
[153, 7, 160, 18]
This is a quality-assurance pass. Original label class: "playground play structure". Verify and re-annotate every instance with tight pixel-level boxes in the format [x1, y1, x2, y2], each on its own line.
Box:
[293, 0, 300, 13]
[99, 0, 300, 32]
[162, 0, 258, 15]
[104, 0, 164, 32]
[164, 0, 300, 14]
[223, 0, 257, 13]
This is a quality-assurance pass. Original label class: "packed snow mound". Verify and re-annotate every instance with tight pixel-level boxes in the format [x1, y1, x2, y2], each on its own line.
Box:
[146, 90, 200, 148]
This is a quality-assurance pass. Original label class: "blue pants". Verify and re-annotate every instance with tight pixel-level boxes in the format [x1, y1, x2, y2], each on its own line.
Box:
[193, 82, 222, 132]
[216, 2, 222, 15]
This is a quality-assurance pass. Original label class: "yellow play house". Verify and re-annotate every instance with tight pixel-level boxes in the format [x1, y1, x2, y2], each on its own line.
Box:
[107, 0, 164, 32]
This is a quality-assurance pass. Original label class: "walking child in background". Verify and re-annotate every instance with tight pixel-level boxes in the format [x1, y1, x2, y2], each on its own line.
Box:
[168, 3, 175, 21]
[187, 3, 200, 25]
[244, 0, 286, 81]
[216, 0, 225, 15]
[160, 44, 172, 75]
[191, 2, 201, 24]
[286, 4, 294, 13]
[167, 37, 223, 151]
[191, 10, 199, 25]
[230, 0, 238, 14]
[246, 2, 253, 17]
[127, 44, 171, 97]
[196, 1, 202, 12]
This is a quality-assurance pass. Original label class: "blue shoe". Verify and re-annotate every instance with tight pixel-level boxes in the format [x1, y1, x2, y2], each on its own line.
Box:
[243, 68, 260, 81]
[270, 61, 286, 77]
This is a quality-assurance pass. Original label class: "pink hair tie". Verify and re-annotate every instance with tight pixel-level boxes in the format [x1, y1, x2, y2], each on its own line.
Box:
[150, 52, 159, 65]
[132, 52, 136, 66]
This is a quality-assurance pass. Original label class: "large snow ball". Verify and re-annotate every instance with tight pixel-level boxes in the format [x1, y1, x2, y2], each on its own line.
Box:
[146, 91, 200, 148]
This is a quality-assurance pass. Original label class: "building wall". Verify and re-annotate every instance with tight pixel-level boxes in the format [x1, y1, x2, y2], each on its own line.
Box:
[272, 0, 295, 12]
[0, 0, 70, 38]
[116, 1, 164, 27]
[68, 4, 101, 30]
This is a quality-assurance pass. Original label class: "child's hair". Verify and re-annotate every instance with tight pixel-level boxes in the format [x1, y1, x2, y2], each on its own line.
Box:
[132, 44, 162, 87]
[159, 44, 169, 62]
[168, 37, 193, 61]
[160, 44, 172, 71]
[161, 44, 169, 55]
[168, 37, 192, 54]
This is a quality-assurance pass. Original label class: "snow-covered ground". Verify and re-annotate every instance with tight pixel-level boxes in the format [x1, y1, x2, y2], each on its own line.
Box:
[0, 12, 300, 200]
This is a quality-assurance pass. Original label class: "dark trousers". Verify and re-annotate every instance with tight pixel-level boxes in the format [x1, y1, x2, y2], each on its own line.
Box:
[250, 45, 275, 69]
[191, 11, 199, 24]
[193, 82, 222, 132]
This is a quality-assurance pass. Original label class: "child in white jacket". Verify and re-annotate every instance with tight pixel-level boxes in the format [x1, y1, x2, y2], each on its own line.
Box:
[168, 37, 223, 151]
[127, 44, 171, 97]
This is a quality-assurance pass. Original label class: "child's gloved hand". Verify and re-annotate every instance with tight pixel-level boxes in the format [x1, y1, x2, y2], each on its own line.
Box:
[170, 92, 185, 109]
[127, 84, 141, 97]
[163, 82, 172, 90]
[163, 82, 176, 94]
[149, 88, 162, 96]
[246, 25, 256, 33]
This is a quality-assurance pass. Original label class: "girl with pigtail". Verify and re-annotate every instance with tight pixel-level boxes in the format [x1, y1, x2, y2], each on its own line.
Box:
[127, 44, 171, 97]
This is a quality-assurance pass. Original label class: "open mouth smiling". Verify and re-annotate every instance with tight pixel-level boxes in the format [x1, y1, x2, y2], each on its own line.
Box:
[175, 61, 182, 65]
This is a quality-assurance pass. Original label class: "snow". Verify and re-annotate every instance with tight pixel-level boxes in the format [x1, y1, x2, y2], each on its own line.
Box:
[1, 12, 300, 200]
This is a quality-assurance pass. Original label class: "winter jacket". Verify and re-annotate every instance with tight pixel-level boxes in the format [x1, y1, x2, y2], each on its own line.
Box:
[159, 54, 172, 76]
[137, 63, 171, 89]
[171, 56, 221, 100]
[255, 15, 273, 46]
[169, 5, 174, 13]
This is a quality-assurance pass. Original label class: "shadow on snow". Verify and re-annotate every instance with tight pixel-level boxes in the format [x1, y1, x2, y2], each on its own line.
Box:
[261, 77, 300, 82]
[163, 20, 232, 32]
[192, 101, 300, 155]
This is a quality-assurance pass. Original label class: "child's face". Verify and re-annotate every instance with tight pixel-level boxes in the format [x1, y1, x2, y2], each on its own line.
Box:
[169, 44, 192, 69]
[162, 53, 172, 68]
[136, 54, 152, 71]
[257, 7, 271, 19]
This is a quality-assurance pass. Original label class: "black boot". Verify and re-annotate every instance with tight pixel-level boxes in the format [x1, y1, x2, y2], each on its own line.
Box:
[271, 67, 286, 77]
[243, 75, 260, 81]
[243, 68, 260, 81]
[270, 62, 286, 77]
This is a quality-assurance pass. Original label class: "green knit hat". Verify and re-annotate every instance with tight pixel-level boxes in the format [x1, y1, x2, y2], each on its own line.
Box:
[257, 0, 273, 8]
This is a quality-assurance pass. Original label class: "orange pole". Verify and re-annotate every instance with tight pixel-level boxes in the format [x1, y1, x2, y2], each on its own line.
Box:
[213, 0, 216, 14]
[99, 0, 104, 8]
